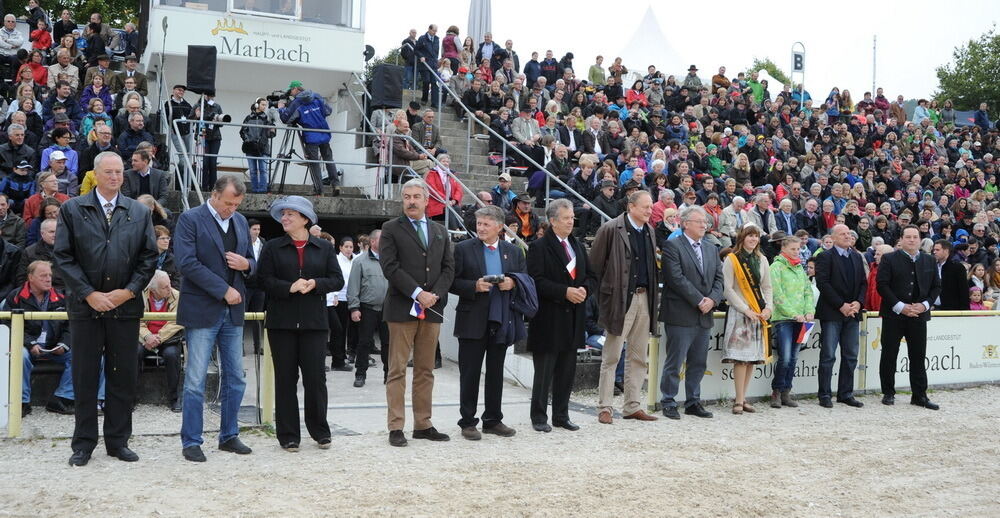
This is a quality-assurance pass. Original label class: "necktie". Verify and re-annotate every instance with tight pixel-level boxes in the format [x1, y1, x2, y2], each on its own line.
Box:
[692, 241, 704, 274]
[562, 240, 576, 279]
[414, 220, 427, 247]
[103, 202, 114, 223]
[736, 211, 743, 227]
[487, 244, 496, 251]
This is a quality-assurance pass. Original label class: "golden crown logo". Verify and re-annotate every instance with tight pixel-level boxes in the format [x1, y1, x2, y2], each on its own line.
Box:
[211, 16, 248, 36]
[983, 344, 999, 360]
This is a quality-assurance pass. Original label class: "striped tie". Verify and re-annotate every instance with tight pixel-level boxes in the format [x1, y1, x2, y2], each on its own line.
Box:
[104, 202, 114, 223]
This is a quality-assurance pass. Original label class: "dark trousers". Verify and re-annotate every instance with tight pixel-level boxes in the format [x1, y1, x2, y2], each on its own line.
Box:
[135, 336, 183, 403]
[325, 305, 346, 366]
[70, 318, 140, 454]
[267, 329, 330, 445]
[530, 348, 576, 425]
[419, 67, 439, 105]
[355, 305, 389, 379]
[201, 138, 221, 191]
[246, 288, 266, 353]
[879, 316, 928, 400]
[458, 335, 509, 428]
[332, 303, 358, 363]
[303, 141, 339, 192]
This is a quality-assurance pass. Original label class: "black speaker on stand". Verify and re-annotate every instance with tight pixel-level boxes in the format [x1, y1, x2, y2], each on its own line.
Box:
[186, 45, 218, 94]
[371, 64, 403, 108]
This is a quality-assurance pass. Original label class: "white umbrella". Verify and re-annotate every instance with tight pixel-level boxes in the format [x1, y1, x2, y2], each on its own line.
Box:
[467, 0, 491, 48]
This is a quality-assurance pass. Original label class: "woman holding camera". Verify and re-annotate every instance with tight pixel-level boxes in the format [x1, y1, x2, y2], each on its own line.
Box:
[258, 196, 344, 452]
[241, 98, 276, 193]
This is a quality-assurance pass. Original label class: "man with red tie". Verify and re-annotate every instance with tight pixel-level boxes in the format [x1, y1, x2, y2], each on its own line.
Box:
[526, 199, 595, 432]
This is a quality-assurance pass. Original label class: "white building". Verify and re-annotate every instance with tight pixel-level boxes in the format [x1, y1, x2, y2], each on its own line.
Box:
[143, 0, 371, 194]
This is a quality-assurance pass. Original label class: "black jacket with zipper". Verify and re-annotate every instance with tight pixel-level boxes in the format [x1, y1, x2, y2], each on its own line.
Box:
[258, 234, 344, 330]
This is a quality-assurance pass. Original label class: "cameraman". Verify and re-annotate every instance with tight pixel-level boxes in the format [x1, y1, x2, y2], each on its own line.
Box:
[278, 80, 340, 197]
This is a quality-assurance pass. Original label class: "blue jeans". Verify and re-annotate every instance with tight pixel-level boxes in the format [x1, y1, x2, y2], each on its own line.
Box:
[818, 319, 859, 400]
[247, 155, 270, 192]
[403, 64, 415, 89]
[22, 349, 74, 402]
[587, 334, 625, 383]
[771, 322, 801, 392]
[181, 308, 246, 448]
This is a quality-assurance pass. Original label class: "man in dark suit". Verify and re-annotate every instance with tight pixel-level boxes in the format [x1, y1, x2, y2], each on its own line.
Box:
[813, 224, 867, 409]
[173, 176, 256, 463]
[932, 239, 969, 310]
[658, 206, 724, 419]
[121, 150, 170, 207]
[526, 199, 594, 432]
[590, 191, 660, 424]
[53, 151, 159, 466]
[379, 178, 455, 447]
[450, 205, 525, 440]
[475, 32, 506, 73]
[878, 226, 942, 409]
[415, 24, 440, 106]
[795, 198, 826, 239]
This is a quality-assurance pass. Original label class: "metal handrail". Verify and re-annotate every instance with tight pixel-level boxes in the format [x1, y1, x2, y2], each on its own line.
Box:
[420, 60, 611, 224]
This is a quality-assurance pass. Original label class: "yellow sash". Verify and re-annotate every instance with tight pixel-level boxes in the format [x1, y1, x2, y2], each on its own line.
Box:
[728, 254, 774, 364]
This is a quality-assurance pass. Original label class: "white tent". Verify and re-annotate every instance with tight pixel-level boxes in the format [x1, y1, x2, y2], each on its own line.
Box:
[467, 0, 492, 49]
[616, 6, 686, 84]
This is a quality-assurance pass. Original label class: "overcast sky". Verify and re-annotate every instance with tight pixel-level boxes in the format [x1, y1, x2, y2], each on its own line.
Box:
[364, 0, 999, 100]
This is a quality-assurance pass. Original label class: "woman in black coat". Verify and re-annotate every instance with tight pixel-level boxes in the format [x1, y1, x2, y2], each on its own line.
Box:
[257, 196, 344, 452]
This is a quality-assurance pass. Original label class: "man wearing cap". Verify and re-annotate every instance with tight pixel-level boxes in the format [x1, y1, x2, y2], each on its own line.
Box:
[278, 81, 340, 196]
[46, 150, 79, 197]
[0, 124, 36, 176]
[505, 193, 539, 243]
[164, 85, 193, 178]
[379, 178, 455, 447]
[511, 107, 543, 166]
[173, 176, 256, 462]
[109, 55, 148, 96]
[83, 54, 113, 90]
[491, 172, 517, 211]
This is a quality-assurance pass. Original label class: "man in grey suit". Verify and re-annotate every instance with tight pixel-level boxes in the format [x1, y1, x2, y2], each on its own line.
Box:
[659, 205, 724, 420]
[121, 150, 170, 208]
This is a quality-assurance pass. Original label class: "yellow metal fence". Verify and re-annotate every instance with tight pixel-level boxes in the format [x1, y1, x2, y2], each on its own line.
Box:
[2, 311, 273, 438]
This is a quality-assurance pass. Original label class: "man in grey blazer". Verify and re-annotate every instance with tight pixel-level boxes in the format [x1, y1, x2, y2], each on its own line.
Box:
[121, 150, 170, 208]
[658, 205, 724, 420]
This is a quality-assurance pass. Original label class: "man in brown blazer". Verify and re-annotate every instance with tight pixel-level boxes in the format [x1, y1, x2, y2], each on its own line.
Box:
[589, 190, 660, 424]
[108, 55, 149, 96]
[379, 178, 455, 447]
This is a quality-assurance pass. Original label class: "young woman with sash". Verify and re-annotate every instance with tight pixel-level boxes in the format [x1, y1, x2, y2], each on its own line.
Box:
[722, 224, 773, 414]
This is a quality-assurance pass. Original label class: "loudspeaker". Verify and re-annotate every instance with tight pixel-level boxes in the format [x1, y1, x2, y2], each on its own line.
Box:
[371, 64, 403, 109]
[186, 45, 218, 95]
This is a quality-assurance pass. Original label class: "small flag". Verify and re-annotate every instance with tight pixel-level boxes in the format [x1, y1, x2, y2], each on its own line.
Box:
[796, 322, 815, 344]
[410, 301, 426, 320]
[566, 256, 577, 280]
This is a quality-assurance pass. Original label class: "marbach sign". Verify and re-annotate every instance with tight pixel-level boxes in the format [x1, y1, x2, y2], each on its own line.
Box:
[212, 16, 312, 64]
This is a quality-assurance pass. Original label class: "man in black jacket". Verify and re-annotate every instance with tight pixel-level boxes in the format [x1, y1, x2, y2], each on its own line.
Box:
[461, 79, 491, 133]
[449, 205, 525, 440]
[121, 150, 170, 207]
[0, 232, 21, 298]
[53, 151, 159, 467]
[400, 29, 417, 90]
[813, 224, 866, 409]
[475, 33, 506, 73]
[877, 226, 942, 410]
[0, 124, 36, 176]
[932, 240, 969, 310]
[78, 125, 117, 177]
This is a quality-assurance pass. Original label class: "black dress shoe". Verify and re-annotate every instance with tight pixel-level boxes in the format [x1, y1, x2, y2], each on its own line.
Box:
[68, 450, 91, 466]
[353, 375, 366, 387]
[882, 395, 895, 406]
[412, 426, 450, 441]
[684, 404, 713, 418]
[183, 446, 206, 462]
[837, 397, 864, 408]
[662, 407, 681, 420]
[281, 442, 300, 452]
[170, 399, 182, 413]
[389, 430, 408, 447]
[45, 397, 74, 415]
[911, 399, 939, 410]
[819, 397, 833, 408]
[107, 447, 139, 462]
[219, 437, 252, 455]
[531, 423, 552, 433]
[331, 364, 352, 372]
[21, 403, 31, 417]
[552, 420, 580, 431]
[434, 358, 443, 369]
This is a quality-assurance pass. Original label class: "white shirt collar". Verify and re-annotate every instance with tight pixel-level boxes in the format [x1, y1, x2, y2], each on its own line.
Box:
[95, 190, 118, 209]
[483, 239, 500, 248]
[834, 245, 851, 257]
[626, 214, 644, 231]
[206, 200, 231, 223]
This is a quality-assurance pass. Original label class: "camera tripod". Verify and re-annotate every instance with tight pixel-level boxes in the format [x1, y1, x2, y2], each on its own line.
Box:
[269, 127, 303, 194]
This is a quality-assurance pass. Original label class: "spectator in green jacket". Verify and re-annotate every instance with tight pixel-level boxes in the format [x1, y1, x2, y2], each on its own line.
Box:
[768, 231, 815, 409]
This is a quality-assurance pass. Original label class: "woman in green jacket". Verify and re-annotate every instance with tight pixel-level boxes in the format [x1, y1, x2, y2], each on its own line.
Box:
[768, 232, 815, 408]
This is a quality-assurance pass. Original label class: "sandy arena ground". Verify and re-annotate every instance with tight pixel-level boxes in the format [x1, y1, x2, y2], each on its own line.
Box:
[2, 376, 999, 517]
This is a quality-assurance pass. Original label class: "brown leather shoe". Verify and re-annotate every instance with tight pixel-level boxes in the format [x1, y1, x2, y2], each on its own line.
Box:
[598, 409, 613, 424]
[622, 410, 658, 421]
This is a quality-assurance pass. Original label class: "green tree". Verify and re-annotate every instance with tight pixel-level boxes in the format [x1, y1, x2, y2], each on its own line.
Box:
[934, 26, 1000, 111]
[38, 0, 139, 27]
[745, 57, 792, 87]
